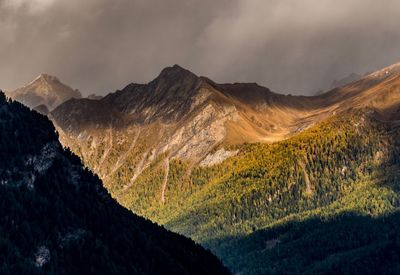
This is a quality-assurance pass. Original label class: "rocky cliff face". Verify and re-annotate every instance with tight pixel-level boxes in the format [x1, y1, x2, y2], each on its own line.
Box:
[6, 74, 82, 111]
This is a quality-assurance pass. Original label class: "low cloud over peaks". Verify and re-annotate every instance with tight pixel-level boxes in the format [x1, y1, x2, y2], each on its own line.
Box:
[1, 0, 400, 95]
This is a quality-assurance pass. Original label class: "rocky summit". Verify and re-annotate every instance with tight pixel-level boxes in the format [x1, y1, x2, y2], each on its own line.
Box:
[6, 74, 82, 111]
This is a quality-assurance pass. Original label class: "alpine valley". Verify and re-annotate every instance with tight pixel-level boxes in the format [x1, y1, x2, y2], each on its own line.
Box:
[10, 62, 400, 274]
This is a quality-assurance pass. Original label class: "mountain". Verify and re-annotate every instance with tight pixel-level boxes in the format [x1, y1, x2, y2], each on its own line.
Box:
[33, 104, 50, 115]
[51, 63, 400, 188]
[87, 94, 103, 100]
[0, 91, 229, 274]
[331, 72, 362, 89]
[6, 74, 82, 111]
[51, 65, 324, 171]
[315, 72, 363, 95]
[50, 63, 400, 273]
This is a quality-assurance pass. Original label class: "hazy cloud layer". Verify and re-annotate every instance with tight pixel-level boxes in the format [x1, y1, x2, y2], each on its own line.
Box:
[1, 0, 400, 95]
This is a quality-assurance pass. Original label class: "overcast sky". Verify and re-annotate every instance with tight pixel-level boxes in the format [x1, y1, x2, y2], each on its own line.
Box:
[1, 0, 400, 95]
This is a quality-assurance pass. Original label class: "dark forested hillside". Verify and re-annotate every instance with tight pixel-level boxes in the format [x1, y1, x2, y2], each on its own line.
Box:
[0, 91, 229, 275]
[221, 212, 400, 274]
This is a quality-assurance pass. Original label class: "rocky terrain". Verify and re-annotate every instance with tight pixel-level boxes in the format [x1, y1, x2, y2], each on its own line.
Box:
[50, 63, 400, 190]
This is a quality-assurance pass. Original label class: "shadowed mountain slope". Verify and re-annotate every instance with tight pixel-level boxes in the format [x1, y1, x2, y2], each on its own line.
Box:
[0, 91, 229, 275]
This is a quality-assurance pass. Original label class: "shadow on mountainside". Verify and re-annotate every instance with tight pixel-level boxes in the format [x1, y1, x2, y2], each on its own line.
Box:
[210, 210, 400, 275]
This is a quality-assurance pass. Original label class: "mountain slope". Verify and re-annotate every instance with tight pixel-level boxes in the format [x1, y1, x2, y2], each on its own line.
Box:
[6, 74, 82, 111]
[331, 72, 362, 89]
[0, 92, 229, 274]
[50, 63, 400, 273]
[50, 65, 323, 187]
[50, 62, 400, 191]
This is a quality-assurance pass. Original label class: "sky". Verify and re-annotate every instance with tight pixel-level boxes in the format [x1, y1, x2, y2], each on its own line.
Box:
[1, 0, 400, 95]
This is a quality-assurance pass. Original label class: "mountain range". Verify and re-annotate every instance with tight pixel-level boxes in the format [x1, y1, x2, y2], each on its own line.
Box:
[7, 62, 400, 273]
[314, 72, 364, 95]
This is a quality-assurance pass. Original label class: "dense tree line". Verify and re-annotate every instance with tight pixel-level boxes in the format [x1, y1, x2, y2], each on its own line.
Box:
[222, 211, 400, 274]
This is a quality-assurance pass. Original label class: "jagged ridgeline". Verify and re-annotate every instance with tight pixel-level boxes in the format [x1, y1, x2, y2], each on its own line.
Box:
[49, 63, 400, 274]
[0, 92, 229, 274]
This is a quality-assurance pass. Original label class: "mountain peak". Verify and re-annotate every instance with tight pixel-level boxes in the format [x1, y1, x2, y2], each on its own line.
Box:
[156, 64, 198, 81]
[33, 73, 61, 84]
[9, 74, 82, 111]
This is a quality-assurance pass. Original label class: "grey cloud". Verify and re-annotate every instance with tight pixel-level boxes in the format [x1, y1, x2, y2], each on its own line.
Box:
[1, 0, 400, 95]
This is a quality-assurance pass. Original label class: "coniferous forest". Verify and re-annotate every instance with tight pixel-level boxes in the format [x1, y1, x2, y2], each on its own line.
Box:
[0, 92, 229, 274]
[114, 109, 400, 273]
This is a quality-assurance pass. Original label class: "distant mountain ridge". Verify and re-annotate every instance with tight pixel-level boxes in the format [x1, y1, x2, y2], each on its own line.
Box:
[331, 72, 362, 89]
[315, 72, 363, 95]
[6, 74, 82, 111]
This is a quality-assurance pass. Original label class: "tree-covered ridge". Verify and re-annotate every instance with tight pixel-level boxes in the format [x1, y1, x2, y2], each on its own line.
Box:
[0, 92, 229, 275]
[114, 108, 400, 273]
